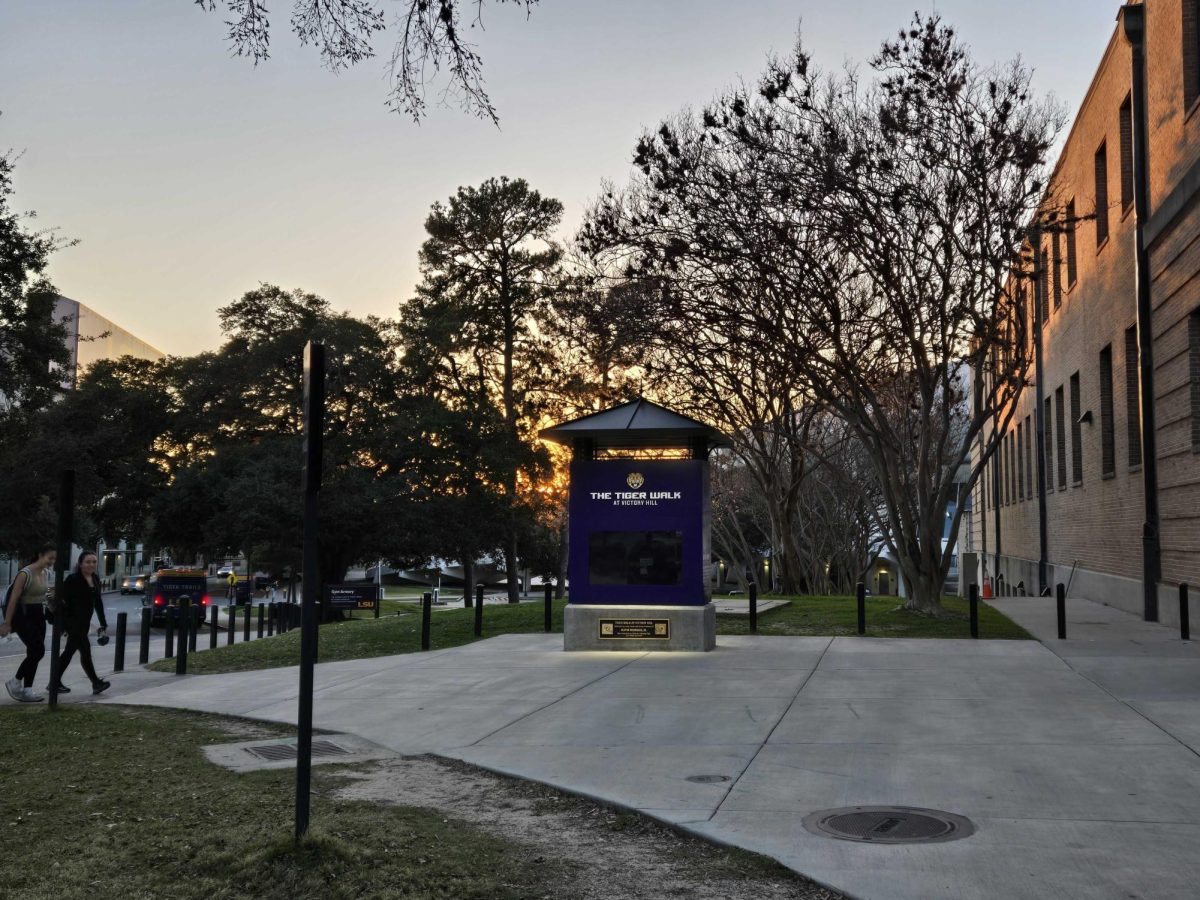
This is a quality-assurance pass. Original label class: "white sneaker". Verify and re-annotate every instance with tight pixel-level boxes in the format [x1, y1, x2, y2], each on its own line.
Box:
[18, 686, 44, 703]
[5, 676, 22, 701]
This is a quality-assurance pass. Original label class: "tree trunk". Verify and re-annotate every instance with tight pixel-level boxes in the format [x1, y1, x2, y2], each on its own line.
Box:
[504, 536, 520, 603]
[556, 514, 568, 600]
[462, 556, 475, 608]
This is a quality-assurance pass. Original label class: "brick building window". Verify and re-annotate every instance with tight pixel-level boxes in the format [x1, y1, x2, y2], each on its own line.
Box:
[1095, 141, 1109, 246]
[1045, 396, 1055, 492]
[1070, 372, 1083, 485]
[1011, 432, 1018, 503]
[1185, 0, 1200, 109]
[1189, 309, 1200, 452]
[1100, 344, 1116, 476]
[1066, 200, 1078, 288]
[1119, 95, 1134, 212]
[1025, 414, 1034, 497]
[1125, 325, 1142, 467]
[1017, 421, 1024, 500]
[1055, 385, 1067, 490]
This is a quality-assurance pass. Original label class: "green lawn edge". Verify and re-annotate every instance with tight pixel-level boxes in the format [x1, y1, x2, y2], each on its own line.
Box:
[147, 594, 1031, 676]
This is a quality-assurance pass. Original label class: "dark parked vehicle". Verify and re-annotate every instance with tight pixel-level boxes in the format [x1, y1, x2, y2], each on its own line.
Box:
[142, 569, 211, 627]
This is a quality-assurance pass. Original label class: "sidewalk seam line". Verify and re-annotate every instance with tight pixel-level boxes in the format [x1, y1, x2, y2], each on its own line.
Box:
[463, 652, 650, 747]
[704, 636, 835, 822]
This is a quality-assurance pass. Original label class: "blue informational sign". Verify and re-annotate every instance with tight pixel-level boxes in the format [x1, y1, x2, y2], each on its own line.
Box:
[568, 458, 710, 606]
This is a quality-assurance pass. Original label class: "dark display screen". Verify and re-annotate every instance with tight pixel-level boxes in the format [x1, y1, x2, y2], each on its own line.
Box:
[588, 530, 683, 585]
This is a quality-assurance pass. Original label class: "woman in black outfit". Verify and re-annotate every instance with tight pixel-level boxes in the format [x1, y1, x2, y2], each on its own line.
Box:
[52, 551, 110, 695]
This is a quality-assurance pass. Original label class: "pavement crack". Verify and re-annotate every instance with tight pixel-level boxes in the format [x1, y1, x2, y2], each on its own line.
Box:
[704, 636, 834, 822]
[465, 652, 649, 747]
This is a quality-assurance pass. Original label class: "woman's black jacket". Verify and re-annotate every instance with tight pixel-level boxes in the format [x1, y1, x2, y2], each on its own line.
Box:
[61, 571, 108, 633]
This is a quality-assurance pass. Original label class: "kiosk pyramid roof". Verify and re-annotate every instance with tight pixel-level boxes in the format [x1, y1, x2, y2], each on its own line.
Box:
[539, 397, 732, 449]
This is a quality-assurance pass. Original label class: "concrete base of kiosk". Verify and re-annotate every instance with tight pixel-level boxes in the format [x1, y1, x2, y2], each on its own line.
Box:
[564, 603, 716, 652]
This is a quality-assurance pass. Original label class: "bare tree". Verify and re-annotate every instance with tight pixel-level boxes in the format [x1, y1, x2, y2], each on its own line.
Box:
[196, 0, 539, 123]
[582, 16, 1063, 613]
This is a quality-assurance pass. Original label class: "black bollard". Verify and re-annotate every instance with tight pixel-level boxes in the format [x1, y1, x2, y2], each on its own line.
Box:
[544, 583, 553, 633]
[210, 604, 219, 649]
[227, 603, 236, 645]
[114, 612, 127, 673]
[749, 581, 758, 633]
[164, 614, 175, 658]
[188, 604, 198, 653]
[969, 583, 979, 639]
[176, 600, 189, 675]
[474, 585, 484, 637]
[421, 592, 432, 651]
[267, 603, 275, 637]
[1181, 583, 1190, 642]
[856, 581, 866, 636]
[1056, 582, 1067, 640]
[139, 608, 151, 665]
[257, 603, 265, 639]
[243, 602, 251, 642]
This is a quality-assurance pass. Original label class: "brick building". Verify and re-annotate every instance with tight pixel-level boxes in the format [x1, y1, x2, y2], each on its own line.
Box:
[968, 0, 1200, 626]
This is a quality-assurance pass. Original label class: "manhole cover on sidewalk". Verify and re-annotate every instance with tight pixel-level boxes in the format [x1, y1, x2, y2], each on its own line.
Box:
[685, 774, 732, 784]
[802, 806, 974, 844]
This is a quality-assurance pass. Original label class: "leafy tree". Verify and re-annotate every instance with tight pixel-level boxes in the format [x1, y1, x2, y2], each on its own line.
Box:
[404, 177, 561, 601]
[582, 16, 1062, 613]
[148, 285, 419, 618]
[0, 145, 73, 558]
[195, 0, 540, 123]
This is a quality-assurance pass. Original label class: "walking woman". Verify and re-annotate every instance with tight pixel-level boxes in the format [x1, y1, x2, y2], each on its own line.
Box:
[52, 551, 110, 695]
[2, 544, 56, 703]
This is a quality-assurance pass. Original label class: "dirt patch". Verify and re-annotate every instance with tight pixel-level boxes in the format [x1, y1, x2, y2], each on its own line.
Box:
[321, 754, 843, 900]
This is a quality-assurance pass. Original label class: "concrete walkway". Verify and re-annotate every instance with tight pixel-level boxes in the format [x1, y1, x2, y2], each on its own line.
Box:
[5, 598, 1193, 899]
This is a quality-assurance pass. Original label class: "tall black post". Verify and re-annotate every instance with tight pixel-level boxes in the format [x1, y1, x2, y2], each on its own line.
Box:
[1056, 582, 1067, 640]
[49, 469, 74, 709]
[243, 602, 251, 642]
[474, 584, 484, 637]
[210, 604, 219, 649]
[421, 592, 432, 650]
[749, 581, 758, 633]
[257, 603, 265, 639]
[296, 341, 325, 842]
[164, 614, 175, 658]
[1180, 583, 1190, 642]
[176, 599, 189, 675]
[114, 612, 127, 672]
[969, 583, 979, 639]
[1121, 5, 1161, 622]
[139, 608, 151, 664]
[856, 581, 866, 636]
[543, 583, 553, 633]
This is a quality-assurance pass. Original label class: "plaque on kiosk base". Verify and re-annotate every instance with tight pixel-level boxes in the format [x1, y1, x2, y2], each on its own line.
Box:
[564, 604, 716, 652]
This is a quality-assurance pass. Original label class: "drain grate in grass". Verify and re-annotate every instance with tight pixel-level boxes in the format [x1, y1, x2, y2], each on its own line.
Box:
[245, 739, 350, 761]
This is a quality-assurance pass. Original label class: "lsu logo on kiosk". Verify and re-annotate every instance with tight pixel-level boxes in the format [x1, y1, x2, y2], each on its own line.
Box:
[626, 472, 645, 490]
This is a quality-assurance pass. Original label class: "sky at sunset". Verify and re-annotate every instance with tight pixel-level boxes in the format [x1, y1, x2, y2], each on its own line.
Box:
[3, 0, 1116, 356]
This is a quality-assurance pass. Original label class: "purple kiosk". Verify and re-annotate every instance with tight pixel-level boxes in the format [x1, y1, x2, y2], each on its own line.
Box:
[540, 398, 731, 651]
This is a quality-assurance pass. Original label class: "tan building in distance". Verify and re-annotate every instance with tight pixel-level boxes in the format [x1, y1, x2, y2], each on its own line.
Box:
[53, 294, 163, 385]
[968, 0, 1200, 626]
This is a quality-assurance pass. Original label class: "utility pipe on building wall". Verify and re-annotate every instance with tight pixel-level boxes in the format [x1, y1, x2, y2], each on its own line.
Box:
[1032, 238, 1049, 595]
[1121, 4, 1161, 622]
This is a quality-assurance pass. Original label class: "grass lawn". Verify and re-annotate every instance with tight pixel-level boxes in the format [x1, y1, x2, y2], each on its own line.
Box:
[147, 593, 1029, 676]
[0, 705, 565, 900]
[716, 594, 1032, 639]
